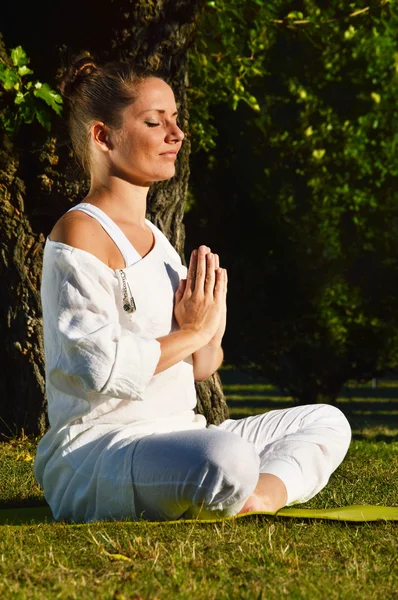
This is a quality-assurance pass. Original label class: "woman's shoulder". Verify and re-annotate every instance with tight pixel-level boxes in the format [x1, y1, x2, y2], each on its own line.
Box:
[44, 213, 118, 282]
[49, 210, 111, 266]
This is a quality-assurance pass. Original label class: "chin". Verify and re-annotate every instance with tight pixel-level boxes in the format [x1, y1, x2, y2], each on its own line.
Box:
[152, 168, 177, 182]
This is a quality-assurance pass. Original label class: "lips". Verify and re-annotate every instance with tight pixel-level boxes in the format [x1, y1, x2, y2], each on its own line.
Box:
[159, 151, 178, 159]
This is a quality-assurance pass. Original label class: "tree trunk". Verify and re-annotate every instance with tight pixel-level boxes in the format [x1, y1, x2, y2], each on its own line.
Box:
[0, 0, 228, 437]
[194, 373, 228, 425]
[0, 130, 47, 436]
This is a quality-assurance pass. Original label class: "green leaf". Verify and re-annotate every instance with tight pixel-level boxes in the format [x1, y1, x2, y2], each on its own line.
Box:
[35, 107, 51, 131]
[18, 65, 34, 77]
[18, 101, 35, 124]
[371, 92, 381, 104]
[14, 91, 25, 105]
[33, 82, 63, 116]
[313, 149, 326, 160]
[11, 46, 28, 68]
[0, 68, 19, 91]
[232, 93, 240, 110]
[344, 25, 356, 41]
[247, 94, 261, 111]
[287, 11, 304, 19]
[2, 112, 19, 136]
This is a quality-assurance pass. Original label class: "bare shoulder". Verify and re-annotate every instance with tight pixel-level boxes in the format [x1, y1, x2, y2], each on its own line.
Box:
[49, 210, 110, 265]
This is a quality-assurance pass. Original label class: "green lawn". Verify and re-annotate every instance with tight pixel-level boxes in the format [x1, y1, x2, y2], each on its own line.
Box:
[0, 372, 397, 599]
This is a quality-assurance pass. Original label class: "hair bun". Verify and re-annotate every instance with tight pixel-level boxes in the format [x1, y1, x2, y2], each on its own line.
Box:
[59, 52, 98, 99]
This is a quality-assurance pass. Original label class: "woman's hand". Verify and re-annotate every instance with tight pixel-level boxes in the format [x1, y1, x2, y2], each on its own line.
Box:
[208, 252, 227, 348]
[174, 245, 227, 348]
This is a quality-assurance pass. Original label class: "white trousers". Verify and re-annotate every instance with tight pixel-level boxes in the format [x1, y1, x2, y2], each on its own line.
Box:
[131, 404, 351, 521]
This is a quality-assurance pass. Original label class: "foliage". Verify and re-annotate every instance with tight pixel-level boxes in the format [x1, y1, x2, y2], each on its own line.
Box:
[188, 1, 384, 153]
[188, 0, 279, 152]
[0, 37, 62, 137]
[1, 2, 397, 405]
[187, 0, 398, 402]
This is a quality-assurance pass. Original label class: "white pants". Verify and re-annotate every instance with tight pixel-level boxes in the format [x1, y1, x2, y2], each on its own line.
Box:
[131, 404, 351, 521]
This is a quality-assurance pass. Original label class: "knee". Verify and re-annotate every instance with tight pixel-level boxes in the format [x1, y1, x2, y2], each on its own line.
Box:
[198, 432, 260, 509]
[316, 404, 352, 452]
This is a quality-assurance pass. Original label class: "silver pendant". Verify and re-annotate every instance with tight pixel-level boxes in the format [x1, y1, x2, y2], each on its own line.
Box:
[119, 270, 136, 313]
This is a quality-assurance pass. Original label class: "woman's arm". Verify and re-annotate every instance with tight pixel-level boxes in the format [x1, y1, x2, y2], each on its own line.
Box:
[154, 328, 211, 375]
[192, 343, 224, 382]
[51, 216, 225, 393]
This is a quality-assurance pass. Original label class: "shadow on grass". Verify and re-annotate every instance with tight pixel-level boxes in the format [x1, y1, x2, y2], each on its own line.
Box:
[227, 399, 398, 442]
[351, 433, 398, 442]
[227, 398, 298, 410]
[221, 371, 398, 443]
[227, 403, 398, 443]
[0, 497, 48, 510]
[341, 387, 398, 399]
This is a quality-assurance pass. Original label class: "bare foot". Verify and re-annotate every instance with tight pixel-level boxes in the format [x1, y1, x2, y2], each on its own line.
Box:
[238, 494, 277, 515]
[237, 473, 288, 515]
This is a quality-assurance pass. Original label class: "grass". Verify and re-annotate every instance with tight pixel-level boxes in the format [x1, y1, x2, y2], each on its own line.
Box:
[0, 371, 397, 599]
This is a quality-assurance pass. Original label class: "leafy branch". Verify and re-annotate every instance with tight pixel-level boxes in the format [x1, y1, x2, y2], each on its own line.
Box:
[0, 43, 62, 137]
[189, 1, 389, 153]
[269, 6, 371, 25]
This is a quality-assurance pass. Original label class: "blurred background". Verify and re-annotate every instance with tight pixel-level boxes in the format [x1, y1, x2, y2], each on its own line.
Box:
[1, 0, 397, 440]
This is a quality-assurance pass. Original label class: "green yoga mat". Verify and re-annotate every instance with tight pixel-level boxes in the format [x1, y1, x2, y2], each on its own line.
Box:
[1, 504, 397, 526]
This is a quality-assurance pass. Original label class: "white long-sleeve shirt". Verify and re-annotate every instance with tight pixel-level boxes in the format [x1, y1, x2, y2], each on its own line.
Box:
[34, 220, 206, 522]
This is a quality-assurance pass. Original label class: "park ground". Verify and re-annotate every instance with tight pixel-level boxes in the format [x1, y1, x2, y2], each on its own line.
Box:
[0, 369, 397, 599]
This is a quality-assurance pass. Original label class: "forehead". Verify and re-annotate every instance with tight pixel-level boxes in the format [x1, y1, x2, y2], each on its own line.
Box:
[131, 78, 177, 114]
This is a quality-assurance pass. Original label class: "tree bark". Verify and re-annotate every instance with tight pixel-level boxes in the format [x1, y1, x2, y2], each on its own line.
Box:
[194, 373, 228, 425]
[0, 0, 228, 437]
[0, 130, 47, 436]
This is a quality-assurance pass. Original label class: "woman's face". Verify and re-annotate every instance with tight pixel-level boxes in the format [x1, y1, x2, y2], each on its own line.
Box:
[102, 77, 184, 186]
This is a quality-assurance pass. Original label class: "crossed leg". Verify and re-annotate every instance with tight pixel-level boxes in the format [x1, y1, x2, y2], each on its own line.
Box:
[214, 403, 351, 513]
[131, 404, 351, 521]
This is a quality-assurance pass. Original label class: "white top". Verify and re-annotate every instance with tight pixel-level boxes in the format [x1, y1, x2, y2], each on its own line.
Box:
[67, 203, 143, 267]
[34, 207, 206, 522]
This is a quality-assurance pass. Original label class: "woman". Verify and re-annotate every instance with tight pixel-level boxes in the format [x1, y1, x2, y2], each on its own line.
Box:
[34, 54, 351, 522]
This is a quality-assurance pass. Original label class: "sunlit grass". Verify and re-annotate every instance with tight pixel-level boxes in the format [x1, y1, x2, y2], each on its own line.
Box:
[0, 371, 397, 599]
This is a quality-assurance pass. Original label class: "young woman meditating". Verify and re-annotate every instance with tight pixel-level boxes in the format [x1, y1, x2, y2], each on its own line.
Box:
[34, 55, 351, 522]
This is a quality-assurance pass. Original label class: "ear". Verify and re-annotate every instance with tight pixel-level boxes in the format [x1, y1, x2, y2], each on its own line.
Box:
[92, 122, 113, 152]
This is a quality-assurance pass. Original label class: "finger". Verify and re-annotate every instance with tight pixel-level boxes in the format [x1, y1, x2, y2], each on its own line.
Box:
[214, 268, 225, 301]
[186, 249, 197, 292]
[202, 246, 211, 259]
[214, 254, 220, 270]
[175, 278, 187, 303]
[194, 245, 207, 293]
[204, 252, 216, 294]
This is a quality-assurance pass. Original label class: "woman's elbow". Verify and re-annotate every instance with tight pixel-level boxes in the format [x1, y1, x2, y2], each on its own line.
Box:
[193, 368, 216, 382]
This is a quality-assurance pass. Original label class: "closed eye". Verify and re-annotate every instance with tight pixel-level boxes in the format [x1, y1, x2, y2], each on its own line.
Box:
[145, 121, 160, 127]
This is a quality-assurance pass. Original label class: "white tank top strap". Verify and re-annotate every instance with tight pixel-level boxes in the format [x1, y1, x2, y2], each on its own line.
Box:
[67, 203, 142, 267]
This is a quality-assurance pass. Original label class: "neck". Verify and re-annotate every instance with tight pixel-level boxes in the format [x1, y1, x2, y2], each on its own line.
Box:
[85, 174, 150, 228]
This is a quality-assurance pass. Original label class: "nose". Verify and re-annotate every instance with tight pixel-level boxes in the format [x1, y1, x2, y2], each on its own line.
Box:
[167, 123, 184, 143]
